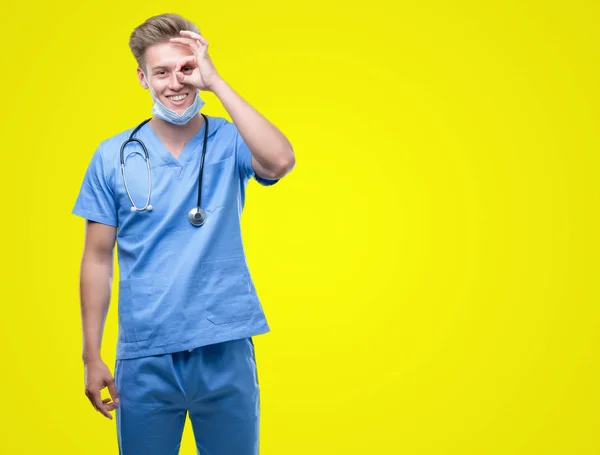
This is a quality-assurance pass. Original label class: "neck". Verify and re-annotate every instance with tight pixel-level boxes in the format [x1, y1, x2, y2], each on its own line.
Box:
[148, 113, 205, 147]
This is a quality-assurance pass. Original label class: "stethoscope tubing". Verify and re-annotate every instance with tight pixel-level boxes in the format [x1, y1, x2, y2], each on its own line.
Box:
[119, 114, 209, 223]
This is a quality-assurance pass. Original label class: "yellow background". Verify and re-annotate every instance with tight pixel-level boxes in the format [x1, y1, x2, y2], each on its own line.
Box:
[1, 0, 599, 453]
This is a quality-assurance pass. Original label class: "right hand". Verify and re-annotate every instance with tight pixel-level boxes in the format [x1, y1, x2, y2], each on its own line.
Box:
[84, 359, 120, 419]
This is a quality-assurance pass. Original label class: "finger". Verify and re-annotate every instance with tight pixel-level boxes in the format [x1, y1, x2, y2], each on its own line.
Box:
[98, 403, 113, 419]
[170, 37, 201, 50]
[179, 30, 207, 44]
[179, 30, 200, 38]
[107, 378, 120, 407]
[101, 396, 119, 413]
[178, 31, 209, 54]
[89, 390, 112, 419]
[105, 401, 119, 411]
[103, 398, 119, 413]
[85, 389, 99, 411]
[197, 40, 209, 63]
[174, 55, 196, 73]
[95, 399, 112, 419]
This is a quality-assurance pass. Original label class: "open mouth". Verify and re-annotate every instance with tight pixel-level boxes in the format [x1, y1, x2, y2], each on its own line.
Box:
[166, 93, 188, 106]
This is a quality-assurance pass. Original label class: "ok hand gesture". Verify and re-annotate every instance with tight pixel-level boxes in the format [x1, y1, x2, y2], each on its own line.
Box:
[170, 30, 222, 92]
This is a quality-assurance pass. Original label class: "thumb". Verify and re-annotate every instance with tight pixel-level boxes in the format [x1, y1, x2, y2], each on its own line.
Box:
[175, 56, 196, 85]
[175, 71, 186, 84]
[107, 377, 120, 404]
[175, 55, 196, 73]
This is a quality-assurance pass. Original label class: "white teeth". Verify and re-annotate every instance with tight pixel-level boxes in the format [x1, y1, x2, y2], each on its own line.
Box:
[169, 94, 186, 101]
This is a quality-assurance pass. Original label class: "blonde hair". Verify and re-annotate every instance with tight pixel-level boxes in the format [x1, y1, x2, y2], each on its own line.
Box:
[129, 13, 200, 71]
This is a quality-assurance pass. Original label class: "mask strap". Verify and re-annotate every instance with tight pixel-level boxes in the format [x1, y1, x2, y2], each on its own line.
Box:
[143, 71, 159, 102]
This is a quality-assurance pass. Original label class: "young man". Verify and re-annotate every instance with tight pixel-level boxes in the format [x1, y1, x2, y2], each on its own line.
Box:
[72, 13, 294, 455]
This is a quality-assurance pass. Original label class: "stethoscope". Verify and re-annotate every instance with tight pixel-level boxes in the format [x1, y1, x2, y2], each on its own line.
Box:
[119, 113, 209, 227]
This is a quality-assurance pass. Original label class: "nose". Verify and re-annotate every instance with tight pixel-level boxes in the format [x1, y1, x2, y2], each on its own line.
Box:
[167, 72, 184, 91]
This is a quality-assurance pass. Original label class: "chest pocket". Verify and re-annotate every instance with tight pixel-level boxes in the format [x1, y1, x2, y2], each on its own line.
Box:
[199, 155, 235, 214]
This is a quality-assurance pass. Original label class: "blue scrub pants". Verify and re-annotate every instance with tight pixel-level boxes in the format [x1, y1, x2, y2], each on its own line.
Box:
[114, 337, 260, 455]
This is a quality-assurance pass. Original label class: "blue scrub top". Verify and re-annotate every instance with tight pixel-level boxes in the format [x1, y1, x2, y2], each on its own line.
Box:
[72, 115, 279, 360]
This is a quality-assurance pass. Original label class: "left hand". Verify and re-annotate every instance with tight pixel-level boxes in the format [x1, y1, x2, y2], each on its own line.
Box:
[170, 30, 222, 92]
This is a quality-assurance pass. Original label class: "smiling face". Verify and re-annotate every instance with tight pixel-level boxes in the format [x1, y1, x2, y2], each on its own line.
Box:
[137, 42, 196, 114]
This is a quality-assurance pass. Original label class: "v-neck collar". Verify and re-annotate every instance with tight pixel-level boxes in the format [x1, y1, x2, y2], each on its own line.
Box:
[143, 116, 209, 169]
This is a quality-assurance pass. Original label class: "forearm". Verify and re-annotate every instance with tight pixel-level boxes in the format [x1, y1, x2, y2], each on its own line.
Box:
[80, 255, 113, 364]
[211, 78, 294, 173]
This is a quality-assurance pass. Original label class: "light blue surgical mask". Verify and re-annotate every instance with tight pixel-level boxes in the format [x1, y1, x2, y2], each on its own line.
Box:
[144, 72, 205, 125]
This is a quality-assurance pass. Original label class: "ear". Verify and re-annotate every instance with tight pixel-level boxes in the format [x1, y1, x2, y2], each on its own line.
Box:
[137, 67, 149, 89]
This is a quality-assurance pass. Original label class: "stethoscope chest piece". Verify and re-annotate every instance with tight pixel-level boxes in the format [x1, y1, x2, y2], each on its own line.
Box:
[188, 207, 207, 226]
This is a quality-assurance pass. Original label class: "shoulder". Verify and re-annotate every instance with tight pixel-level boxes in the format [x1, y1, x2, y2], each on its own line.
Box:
[204, 115, 237, 139]
[96, 126, 138, 164]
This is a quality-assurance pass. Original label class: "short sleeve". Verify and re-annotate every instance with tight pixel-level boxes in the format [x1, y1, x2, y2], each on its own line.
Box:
[233, 125, 280, 186]
[72, 145, 118, 227]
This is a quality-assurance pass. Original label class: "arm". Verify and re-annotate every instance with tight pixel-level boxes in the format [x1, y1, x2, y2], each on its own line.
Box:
[170, 31, 296, 180]
[80, 220, 116, 364]
[79, 220, 120, 420]
[211, 78, 296, 180]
